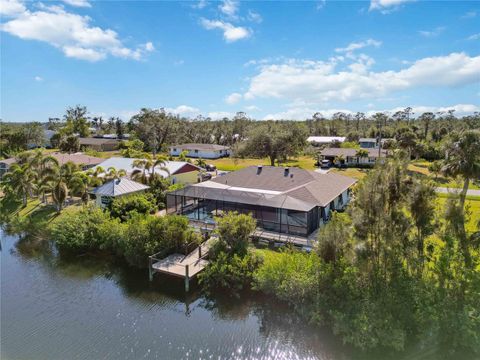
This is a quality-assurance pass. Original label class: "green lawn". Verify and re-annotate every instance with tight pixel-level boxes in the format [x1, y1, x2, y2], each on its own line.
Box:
[409, 160, 480, 190]
[435, 194, 480, 234]
[206, 156, 317, 171]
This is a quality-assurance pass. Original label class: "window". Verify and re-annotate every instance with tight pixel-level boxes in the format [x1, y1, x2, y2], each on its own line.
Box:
[194, 149, 199, 153]
[173, 148, 177, 152]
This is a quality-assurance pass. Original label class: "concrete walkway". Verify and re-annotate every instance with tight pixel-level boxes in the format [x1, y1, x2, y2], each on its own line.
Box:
[435, 187, 480, 197]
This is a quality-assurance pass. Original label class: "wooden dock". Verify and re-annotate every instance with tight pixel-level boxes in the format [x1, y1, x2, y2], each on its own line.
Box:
[148, 240, 212, 291]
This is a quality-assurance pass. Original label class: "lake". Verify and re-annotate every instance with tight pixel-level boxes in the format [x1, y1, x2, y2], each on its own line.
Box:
[1, 229, 351, 360]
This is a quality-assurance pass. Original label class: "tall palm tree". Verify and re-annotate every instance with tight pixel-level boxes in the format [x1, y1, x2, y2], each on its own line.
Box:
[131, 155, 170, 185]
[1, 163, 35, 206]
[52, 181, 68, 212]
[442, 130, 480, 267]
[69, 172, 91, 205]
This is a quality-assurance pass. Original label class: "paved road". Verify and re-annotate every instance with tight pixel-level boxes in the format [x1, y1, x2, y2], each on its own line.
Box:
[435, 187, 480, 197]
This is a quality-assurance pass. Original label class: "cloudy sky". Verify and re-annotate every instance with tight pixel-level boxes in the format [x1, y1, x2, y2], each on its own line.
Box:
[1, 0, 479, 122]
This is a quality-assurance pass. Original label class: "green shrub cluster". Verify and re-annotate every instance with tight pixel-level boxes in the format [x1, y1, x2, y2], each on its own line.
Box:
[50, 205, 200, 268]
[109, 193, 157, 221]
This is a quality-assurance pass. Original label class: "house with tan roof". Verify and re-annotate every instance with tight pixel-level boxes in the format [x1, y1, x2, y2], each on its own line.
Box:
[167, 165, 356, 239]
[0, 152, 103, 178]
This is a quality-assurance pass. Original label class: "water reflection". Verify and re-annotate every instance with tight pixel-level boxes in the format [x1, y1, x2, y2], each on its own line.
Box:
[1, 230, 349, 360]
[2, 230, 459, 360]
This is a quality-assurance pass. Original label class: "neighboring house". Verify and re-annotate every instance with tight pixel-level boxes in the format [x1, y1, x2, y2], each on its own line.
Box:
[0, 152, 103, 178]
[320, 148, 388, 166]
[307, 136, 346, 146]
[0, 158, 17, 178]
[167, 165, 356, 237]
[90, 178, 149, 208]
[359, 138, 392, 149]
[79, 137, 120, 151]
[92, 157, 201, 184]
[169, 143, 231, 159]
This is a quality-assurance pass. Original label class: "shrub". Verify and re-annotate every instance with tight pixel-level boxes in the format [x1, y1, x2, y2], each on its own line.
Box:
[214, 211, 256, 257]
[51, 206, 124, 253]
[109, 193, 157, 221]
[119, 214, 200, 268]
[199, 250, 262, 295]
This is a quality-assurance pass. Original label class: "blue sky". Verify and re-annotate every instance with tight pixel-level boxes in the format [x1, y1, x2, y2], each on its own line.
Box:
[1, 0, 479, 122]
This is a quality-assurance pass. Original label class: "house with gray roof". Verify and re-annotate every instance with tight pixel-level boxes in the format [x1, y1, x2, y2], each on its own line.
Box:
[169, 143, 230, 159]
[79, 137, 120, 151]
[167, 165, 356, 238]
[90, 177, 150, 207]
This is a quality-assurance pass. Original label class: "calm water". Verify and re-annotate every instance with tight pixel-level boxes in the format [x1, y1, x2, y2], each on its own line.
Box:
[1, 229, 351, 360]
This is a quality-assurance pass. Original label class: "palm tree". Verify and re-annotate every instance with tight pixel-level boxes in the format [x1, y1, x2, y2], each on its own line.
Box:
[85, 166, 105, 187]
[52, 180, 68, 212]
[69, 172, 91, 205]
[355, 149, 369, 165]
[442, 130, 480, 267]
[1, 163, 35, 206]
[131, 155, 170, 185]
[104, 167, 127, 181]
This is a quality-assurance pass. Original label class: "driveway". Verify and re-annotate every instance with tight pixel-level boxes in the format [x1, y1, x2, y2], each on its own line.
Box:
[315, 168, 331, 174]
[435, 187, 480, 197]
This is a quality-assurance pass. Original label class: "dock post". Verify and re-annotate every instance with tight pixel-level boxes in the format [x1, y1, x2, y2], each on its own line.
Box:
[148, 256, 153, 282]
[185, 265, 190, 292]
[198, 245, 202, 258]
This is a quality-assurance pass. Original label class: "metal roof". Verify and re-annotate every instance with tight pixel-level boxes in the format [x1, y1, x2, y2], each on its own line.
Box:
[92, 157, 200, 178]
[170, 143, 230, 151]
[91, 177, 150, 197]
[307, 136, 346, 143]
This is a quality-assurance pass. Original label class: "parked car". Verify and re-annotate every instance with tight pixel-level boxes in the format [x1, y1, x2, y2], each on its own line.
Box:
[320, 159, 332, 169]
[205, 164, 216, 171]
[200, 172, 212, 181]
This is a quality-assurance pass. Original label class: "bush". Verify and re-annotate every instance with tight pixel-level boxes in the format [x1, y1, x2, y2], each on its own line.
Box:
[51, 206, 124, 253]
[119, 214, 200, 268]
[199, 250, 262, 295]
[214, 211, 256, 256]
[109, 193, 157, 221]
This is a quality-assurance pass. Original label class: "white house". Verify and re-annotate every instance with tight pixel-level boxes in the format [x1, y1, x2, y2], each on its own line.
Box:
[320, 148, 388, 167]
[90, 178, 149, 208]
[307, 136, 346, 146]
[169, 143, 231, 159]
[92, 157, 201, 184]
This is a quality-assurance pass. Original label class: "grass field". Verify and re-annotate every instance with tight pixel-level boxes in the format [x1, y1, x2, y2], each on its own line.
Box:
[409, 160, 480, 190]
[206, 156, 317, 171]
[435, 194, 480, 234]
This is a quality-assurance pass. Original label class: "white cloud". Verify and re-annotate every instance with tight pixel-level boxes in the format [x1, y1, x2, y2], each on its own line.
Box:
[0, 0, 26, 17]
[467, 33, 480, 41]
[34, 75, 43, 82]
[369, 0, 414, 12]
[461, 11, 477, 19]
[418, 26, 445, 38]
[174, 59, 185, 66]
[247, 10, 262, 23]
[245, 105, 260, 111]
[1, 2, 153, 61]
[316, 0, 326, 10]
[62, 0, 91, 8]
[200, 18, 250, 42]
[335, 39, 382, 54]
[207, 111, 233, 119]
[166, 105, 200, 116]
[219, 0, 238, 17]
[192, 0, 207, 9]
[242, 52, 480, 104]
[225, 92, 242, 104]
